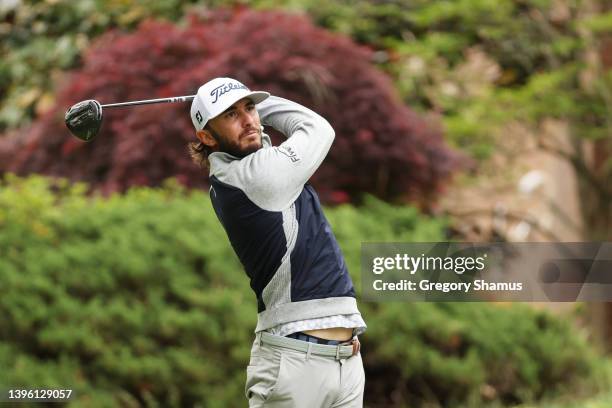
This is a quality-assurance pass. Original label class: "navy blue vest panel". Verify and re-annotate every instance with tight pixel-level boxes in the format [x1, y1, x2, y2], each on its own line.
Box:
[209, 175, 285, 312]
[290, 185, 356, 301]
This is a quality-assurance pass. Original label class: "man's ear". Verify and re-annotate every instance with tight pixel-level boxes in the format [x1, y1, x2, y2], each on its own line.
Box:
[196, 129, 218, 149]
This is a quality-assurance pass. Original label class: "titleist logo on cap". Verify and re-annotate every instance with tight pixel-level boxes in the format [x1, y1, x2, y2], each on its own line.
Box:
[210, 82, 249, 103]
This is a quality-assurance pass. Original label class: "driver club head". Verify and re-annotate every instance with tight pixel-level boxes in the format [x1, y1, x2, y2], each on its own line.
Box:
[65, 99, 103, 142]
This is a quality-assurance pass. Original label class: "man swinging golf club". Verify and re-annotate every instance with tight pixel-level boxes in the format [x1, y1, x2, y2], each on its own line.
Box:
[189, 77, 366, 407]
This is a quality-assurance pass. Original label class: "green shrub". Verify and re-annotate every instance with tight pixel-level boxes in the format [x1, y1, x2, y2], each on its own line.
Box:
[0, 175, 603, 407]
[360, 302, 603, 407]
[0, 175, 252, 407]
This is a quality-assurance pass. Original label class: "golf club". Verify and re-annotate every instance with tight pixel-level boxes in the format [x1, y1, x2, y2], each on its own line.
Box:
[65, 95, 195, 141]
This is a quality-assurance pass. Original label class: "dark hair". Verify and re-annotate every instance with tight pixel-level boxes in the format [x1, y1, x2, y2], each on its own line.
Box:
[188, 124, 214, 169]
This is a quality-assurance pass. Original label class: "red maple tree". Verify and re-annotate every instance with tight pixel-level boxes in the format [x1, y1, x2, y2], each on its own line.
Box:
[0, 8, 461, 204]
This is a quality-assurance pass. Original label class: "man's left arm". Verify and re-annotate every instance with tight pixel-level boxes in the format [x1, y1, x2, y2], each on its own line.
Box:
[232, 96, 335, 211]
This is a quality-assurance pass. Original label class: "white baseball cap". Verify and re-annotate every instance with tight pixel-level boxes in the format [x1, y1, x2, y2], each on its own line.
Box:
[190, 77, 270, 131]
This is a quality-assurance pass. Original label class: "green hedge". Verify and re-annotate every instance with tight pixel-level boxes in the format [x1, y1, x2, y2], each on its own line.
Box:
[0, 175, 603, 407]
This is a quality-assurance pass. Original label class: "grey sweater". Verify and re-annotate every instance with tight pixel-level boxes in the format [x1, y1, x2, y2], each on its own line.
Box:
[208, 96, 363, 332]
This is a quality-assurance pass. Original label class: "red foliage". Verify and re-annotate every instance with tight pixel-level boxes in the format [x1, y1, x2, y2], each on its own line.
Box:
[0, 8, 461, 203]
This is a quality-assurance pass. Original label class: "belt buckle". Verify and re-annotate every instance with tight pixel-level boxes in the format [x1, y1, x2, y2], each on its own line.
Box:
[335, 338, 360, 360]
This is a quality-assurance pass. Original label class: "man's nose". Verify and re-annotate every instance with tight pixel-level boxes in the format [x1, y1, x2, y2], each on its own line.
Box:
[240, 110, 256, 127]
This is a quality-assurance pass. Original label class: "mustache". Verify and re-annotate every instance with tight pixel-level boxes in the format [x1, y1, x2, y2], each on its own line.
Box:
[240, 127, 260, 138]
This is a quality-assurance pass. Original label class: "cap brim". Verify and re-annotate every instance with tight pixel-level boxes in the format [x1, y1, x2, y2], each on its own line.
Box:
[246, 91, 270, 104]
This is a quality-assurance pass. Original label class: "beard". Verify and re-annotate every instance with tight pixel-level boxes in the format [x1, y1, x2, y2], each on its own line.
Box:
[209, 126, 262, 158]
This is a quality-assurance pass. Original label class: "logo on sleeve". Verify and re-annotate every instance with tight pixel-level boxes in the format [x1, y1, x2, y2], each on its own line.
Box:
[278, 146, 300, 163]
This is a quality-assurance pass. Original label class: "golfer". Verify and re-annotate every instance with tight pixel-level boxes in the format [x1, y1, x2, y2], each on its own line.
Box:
[189, 77, 366, 407]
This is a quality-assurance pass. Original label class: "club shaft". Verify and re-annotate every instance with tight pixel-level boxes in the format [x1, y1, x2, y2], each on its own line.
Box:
[101, 95, 195, 108]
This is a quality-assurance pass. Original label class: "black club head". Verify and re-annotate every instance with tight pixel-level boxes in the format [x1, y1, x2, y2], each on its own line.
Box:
[65, 100, 103, 141]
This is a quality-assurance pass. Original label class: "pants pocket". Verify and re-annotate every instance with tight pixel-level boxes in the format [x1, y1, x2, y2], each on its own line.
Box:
[245, 348, 283, 402]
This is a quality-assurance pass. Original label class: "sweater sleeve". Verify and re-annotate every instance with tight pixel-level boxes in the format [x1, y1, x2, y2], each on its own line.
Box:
[229, 96, 335, 211]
